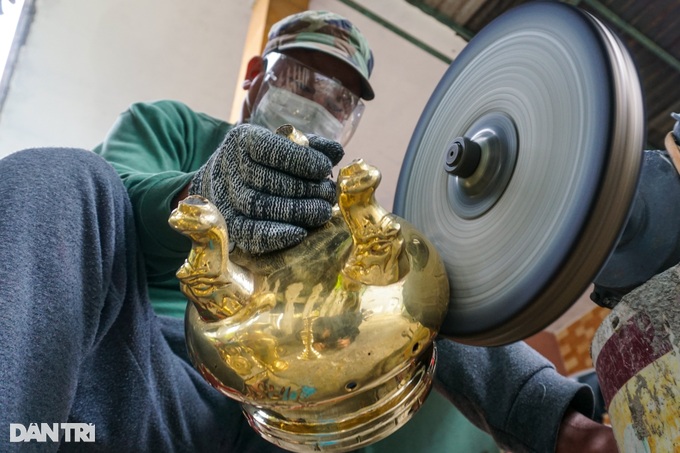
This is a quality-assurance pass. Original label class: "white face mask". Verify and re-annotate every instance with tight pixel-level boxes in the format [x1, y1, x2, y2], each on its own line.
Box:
[250, 85, 346, 145]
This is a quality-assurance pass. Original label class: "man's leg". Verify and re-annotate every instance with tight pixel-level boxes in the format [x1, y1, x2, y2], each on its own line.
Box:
[0, 148, 280, 452]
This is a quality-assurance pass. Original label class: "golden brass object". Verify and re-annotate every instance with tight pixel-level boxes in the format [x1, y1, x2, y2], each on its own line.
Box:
[168, 129, 450, 452]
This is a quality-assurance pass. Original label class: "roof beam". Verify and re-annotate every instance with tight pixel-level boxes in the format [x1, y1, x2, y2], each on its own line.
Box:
[337, 0, 453, 64]
[404, 0, 474, 40]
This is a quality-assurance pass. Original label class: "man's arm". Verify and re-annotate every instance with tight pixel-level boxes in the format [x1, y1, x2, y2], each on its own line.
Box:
[434, 338, 616, 452]
[94, 100, 232, 280]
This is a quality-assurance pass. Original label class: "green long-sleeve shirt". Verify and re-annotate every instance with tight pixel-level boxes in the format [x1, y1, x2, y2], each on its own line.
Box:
[94, 100, 233, 318]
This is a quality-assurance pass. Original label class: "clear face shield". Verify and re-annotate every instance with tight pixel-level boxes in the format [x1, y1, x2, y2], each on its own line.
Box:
[250, 52, 365, 146]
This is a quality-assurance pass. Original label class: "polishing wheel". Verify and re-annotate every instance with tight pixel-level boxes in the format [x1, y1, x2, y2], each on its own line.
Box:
[394, 1, 645, 346]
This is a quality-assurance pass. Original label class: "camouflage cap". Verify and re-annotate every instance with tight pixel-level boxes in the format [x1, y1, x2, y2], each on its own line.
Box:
[263, 10, 375, 100]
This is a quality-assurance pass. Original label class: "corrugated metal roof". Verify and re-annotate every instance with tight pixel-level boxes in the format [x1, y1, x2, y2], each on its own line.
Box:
[407, 0, 680, 149]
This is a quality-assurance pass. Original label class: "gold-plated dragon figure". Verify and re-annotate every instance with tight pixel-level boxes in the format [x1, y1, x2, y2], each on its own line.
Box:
[168, 126, 450, 452]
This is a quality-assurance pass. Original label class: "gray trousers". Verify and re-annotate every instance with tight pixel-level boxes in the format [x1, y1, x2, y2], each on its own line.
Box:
[0, 148, 284, 452]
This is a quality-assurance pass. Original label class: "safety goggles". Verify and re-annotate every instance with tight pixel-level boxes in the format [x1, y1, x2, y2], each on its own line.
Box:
[261, 52, 365, 144]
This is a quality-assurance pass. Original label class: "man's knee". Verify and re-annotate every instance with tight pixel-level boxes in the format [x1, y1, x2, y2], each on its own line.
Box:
[0, 148, 122, 196]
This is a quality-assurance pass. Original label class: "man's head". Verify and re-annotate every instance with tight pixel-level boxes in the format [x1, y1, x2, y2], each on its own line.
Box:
[241, 10, 374, 146]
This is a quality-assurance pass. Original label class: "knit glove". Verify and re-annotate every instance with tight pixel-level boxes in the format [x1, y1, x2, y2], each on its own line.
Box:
[190, 124, 344, 254]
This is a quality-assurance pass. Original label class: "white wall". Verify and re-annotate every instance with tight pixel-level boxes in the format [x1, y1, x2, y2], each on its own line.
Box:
[0, 0, 251, 153]
[0, 0, 466, 210]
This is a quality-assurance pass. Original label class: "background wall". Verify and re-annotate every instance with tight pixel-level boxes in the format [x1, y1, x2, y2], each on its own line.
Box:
[0, 0, 467, 210]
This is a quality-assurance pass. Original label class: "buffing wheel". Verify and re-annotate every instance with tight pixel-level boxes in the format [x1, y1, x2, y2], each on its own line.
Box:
[394, 1, 644, 346]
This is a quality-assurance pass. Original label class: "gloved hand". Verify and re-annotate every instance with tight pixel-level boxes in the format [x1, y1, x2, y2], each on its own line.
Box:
[672, 112, 680, 143]
[190, 124, 344, 254]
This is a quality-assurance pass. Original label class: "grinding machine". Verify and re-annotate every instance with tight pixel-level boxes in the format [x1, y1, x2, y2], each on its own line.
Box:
[170, 1, 680, 451]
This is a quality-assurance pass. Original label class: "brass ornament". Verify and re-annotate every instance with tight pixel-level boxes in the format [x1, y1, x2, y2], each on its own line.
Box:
[168, 127, 450, 452]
